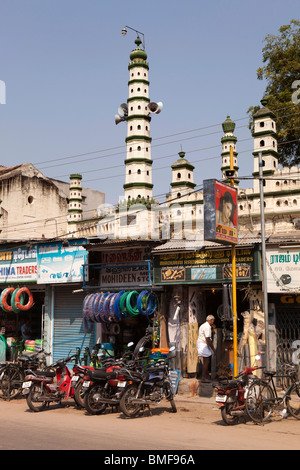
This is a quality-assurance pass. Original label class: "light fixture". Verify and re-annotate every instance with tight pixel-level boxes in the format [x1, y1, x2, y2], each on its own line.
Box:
[121, 25, 145, 50]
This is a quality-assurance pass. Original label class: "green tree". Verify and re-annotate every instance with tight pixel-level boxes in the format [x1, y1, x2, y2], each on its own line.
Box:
[248, 20, 300, 167]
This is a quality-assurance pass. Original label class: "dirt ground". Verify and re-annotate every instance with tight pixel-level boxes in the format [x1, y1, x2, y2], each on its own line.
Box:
[0, 394, 300, 451]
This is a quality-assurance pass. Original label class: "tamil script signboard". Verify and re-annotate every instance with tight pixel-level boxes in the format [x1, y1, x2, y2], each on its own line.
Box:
[0, 245, 37, 283]
[153, 246, 260, 285]
[100, 248, 151, 287]
[266, 248, 300, 293]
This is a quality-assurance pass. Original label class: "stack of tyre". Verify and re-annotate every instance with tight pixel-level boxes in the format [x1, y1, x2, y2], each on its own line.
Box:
[83, 290, 158, 324]
[0, 287, 34, 313]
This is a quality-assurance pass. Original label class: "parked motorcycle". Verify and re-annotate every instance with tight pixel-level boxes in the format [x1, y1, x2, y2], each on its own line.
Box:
[22, 354, 77, 412]
[82, 342, 135, 415]
[72, 345, 117, 409]
[214, 364, 262, 425]
[119, 346, 177, 418]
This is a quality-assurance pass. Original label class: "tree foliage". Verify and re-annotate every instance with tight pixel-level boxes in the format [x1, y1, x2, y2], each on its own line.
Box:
[248, 20, 300, 167]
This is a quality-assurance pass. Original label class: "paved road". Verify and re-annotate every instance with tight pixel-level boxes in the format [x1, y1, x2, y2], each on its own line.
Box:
[0, 396, 299, 452]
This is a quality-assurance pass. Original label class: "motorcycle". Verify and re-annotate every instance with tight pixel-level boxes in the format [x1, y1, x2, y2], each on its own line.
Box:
[214, 364, 262, 425]
[119, 346, 177, 418]
[22, 354, 78, 412]
[82, 342, 135, 415]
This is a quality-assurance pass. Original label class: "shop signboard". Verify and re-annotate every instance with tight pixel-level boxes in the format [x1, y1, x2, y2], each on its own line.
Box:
[37, 239, 88, 284]
[266, 247, 300, 293]
[203, 179, 238, 245]
[0, 244, 37, 283]
[100, 248, 151, 287]
[153, 246, 259, 285]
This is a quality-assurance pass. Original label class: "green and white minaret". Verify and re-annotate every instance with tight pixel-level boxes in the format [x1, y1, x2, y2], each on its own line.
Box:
[252, 97, 278, 193]
[221, 115, 239, 187]
[170, 151, 196, 202]
[115, 35, 162, 204]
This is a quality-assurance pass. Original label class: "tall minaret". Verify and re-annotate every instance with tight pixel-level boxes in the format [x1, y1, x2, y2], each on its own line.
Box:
[221, 115, 239, 187]
[115, 36, 162, 204]
[252, 97, 278, 193]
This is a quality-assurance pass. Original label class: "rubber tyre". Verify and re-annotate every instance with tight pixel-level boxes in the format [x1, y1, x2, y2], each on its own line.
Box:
[84, 384, 107, 415]
[120, 384, 142, 418]
[26, 383, 47, 412]
[0, 365, 24, 399]
[221, 402, 239, 425]
[73, 381, 85, 409]
[164, 380, 177, 413]
[286, 383, 300, 419]
[245, 380, 274, 423]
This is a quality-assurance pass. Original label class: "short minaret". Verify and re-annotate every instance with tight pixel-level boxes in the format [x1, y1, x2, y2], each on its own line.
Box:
[252, 97, 278, 193]
[170, 151, 196, 203]
[221, 115, 239, 187]
[68, 174, 83, 230]
[115, 36, 162, 205]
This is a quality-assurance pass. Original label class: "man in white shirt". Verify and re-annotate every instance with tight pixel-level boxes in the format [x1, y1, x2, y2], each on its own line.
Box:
[197, 315, 216, 382]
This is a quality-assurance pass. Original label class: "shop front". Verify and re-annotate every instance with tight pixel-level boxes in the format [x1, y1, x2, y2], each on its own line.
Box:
[266, 246, 300, 373]
[0, 243, 46, 359]
[152, 243, 261, 377]
[36, 239, 96, 363]
[82, 241, 165, 358]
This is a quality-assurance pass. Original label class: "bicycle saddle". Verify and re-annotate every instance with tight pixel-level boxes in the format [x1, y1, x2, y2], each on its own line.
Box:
[264, 370, 276, 377]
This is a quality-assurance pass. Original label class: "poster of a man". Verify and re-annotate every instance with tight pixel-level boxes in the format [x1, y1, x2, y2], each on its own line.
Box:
[216, 190, 236, 228]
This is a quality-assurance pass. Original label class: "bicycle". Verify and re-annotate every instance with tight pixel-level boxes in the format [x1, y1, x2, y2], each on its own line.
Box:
[0, 350, 51, 400]
[245, 364, 300, 424]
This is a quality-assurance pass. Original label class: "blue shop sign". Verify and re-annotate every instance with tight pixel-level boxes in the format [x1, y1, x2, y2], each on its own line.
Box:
[37, 239, 88, 284]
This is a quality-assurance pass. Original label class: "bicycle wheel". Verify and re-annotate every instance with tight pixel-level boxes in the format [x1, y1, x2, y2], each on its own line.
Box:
[245, 380, 275, 424]
[286, 383, 300, 419]
[0, 365, 24, 399]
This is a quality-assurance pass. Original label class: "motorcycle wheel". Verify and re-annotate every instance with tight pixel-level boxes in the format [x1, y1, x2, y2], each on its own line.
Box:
[220, 402, 239, 425]
[84, 384, 107, 415]
[120, 384, 142, 418]
[164, 380, 177, 413]
[73, 381, 85, 408]
[26, 383, 47, 412]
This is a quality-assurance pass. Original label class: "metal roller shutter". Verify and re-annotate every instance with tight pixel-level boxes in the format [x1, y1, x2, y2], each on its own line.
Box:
[53, 286, 96, 363]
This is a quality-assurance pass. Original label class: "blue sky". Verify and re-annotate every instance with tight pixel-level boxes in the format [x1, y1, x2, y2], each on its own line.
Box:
[0, 0, 299, 206]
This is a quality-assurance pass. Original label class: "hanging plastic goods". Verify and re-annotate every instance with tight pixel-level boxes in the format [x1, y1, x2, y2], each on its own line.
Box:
[125, 290, 140, 316]
[119, 291, 131, 316]
[0, 287, 15, 312]
[93, 292, 104, 322]
[137, 290, 158, 315]
[13, 287, 34, 311]
[103, 293, 116, 322]
[83, 293, 94, 320]
[109, 291, 125, 321]
[97, 292, 110, 322]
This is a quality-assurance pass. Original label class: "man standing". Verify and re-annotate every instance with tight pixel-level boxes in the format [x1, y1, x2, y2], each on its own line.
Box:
[197, 315, 216, 382]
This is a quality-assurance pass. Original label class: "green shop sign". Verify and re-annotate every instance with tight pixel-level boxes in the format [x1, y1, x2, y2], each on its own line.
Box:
[153, 246, 260, 284]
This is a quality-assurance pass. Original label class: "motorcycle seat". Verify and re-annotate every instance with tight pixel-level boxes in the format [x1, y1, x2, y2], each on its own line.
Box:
[26, 370, 56, 378]
[89, 369, 115, 380]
